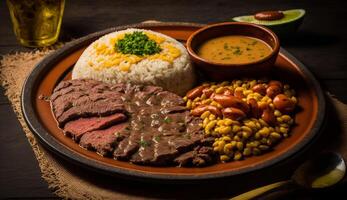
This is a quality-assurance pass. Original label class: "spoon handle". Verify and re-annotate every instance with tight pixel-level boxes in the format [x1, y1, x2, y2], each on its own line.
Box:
[231, 180, 295, 200]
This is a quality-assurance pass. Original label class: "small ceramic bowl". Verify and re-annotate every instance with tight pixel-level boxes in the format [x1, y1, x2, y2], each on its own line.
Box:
[186, 22, 280, 80]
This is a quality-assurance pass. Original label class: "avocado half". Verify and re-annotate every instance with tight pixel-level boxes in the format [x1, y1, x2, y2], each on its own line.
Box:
[232, 9, 306, 38]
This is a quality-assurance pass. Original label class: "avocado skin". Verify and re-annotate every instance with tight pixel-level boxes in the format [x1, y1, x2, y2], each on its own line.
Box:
[231, 16, 304, 39]
[267, 17, 304, 39]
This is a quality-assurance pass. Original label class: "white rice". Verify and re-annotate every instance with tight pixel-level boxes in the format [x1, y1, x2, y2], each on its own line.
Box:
[72, 28, 196, 95]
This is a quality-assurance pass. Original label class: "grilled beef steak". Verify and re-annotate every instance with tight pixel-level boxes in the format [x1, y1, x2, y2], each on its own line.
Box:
[50, 79, 215, 167]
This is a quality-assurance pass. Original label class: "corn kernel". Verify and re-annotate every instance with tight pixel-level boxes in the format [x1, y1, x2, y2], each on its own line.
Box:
[224, 118, 233, 126]
[222, 136, 231, 142]
[219, 126, 232, 135]
[232, 125, 241, 133]
[220, 155, 230, 162]
[215, 87, 225, 94]
[274, 110, 282, 117]
[201, 111, 211, 119]
[205, 120, 217, 131]
[209, 114, 216, 121]
[186, 100, 192, 108]
[234, 152, 242, 160]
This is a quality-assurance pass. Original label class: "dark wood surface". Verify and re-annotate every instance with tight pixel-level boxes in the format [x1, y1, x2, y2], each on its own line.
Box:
[0, 0, 346, 199]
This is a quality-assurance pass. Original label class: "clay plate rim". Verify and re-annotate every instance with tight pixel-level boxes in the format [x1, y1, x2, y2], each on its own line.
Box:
[21, 22, 325, 182]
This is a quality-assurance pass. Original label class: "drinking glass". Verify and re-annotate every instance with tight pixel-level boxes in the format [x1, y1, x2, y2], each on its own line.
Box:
[6, 0, 65, 47]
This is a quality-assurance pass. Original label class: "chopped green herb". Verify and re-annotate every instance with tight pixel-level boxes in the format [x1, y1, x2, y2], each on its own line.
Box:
[246, 47, 252, 51]
[233, 49, 242, 55]
[116, 31, 162, 56]
[223, 43, 229, 50]
[140, 140, 151, 147]
[250, 41, 258, 45]
[164, 117, 172, 123]
[154, 135, 161, 141]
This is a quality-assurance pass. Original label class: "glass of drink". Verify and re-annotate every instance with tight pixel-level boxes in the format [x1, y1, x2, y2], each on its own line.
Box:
[6, 0, 65, 47]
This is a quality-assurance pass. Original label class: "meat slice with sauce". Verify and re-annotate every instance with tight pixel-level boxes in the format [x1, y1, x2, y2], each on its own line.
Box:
[50, 79, 215, 167]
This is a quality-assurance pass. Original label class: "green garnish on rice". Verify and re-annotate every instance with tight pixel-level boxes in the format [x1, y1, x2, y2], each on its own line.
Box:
[116, 31, 162, 56]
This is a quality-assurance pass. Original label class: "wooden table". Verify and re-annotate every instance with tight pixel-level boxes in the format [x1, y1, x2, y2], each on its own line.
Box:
[0, 0, 346, 199]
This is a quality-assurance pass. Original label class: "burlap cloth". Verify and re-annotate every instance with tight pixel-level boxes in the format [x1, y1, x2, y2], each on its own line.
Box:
[1, 49, 347, 200]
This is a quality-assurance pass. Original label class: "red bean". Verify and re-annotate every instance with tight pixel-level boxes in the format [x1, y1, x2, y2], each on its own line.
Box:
[252, 84, 266, 96]
[248, 98, 260, 118]
[212, 94, 249, 114]
[273, 94, 295, 113]
[186, 86, 206, 100]
[191, 105, 222, 117]
[266, 85, 282, 98]
[262, 106, 276, 126]
[222, 107, 246, 120]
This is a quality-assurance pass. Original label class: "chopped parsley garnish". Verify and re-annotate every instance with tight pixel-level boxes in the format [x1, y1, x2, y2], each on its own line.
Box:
[250, 41, 258, 46]
[164, 117, 172, 123]
[140, 140, 151, 147]
[116, 31, 162, 56]
[223, 43, 229, 50]
[154, 135, 161, 141]
[233, 49, 242, 55]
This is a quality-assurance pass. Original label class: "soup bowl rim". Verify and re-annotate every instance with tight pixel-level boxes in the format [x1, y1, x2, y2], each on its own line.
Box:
[186, 22, 280, 67]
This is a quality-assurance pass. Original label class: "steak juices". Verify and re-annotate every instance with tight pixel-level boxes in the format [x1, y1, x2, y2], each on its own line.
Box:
[50, 79, 216, 167]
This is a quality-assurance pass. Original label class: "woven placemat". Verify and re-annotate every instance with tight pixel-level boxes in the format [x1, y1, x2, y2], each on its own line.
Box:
[1, 48, 347, 199]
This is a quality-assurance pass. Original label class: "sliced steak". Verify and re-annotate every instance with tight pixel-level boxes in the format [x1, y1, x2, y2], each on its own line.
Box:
[57, 102, 125, 127]
[64, 113, 127, 141]
[114, 130, 141, 160]
[79, 123, 128, 156]
[50, 79, 216, 167]
[175, 146, 216, 167]
[152, 136, 179, 164]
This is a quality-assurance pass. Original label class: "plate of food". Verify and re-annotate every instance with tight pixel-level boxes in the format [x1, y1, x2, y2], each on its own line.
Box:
[22, 22, 325, 182]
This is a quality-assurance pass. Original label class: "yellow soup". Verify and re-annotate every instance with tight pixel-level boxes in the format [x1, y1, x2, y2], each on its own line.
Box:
[197, 35, 272, 64]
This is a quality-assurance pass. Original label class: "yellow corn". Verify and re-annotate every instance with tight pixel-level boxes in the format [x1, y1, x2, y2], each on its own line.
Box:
[232, 125, 241, 133]
[259, 119, 269, 127]
[186, 100, 192, 108]
[241, 126, 253, 133]
[222, 136, 231, 142]
[209, 114, 216, 121]
[224, 143, 233, 150]
[236, 142, 244, 150]
[193, 97, 201, 102]
[201, 111, 211, 119]
[234, 152, 242, 160]
[224, 118, 233, 126]
[215, 87, 225, 94]
[243, 148, 252, 156]
[281, 115, 291, 122]
[213, 141, 219, 147]
[270, 132, 282, 140]
[291, 96, 297, 104]
[220, 155, 230, 162]
[219, 126, 232, 135]
[203, 118, 209, 126]
[277, 117, 283, 123]
[205, 120, 217, 132]
[274, 110, 282, 117]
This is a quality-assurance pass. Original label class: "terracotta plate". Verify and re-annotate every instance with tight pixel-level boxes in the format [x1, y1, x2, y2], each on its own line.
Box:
[21, 22, 325, 182]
